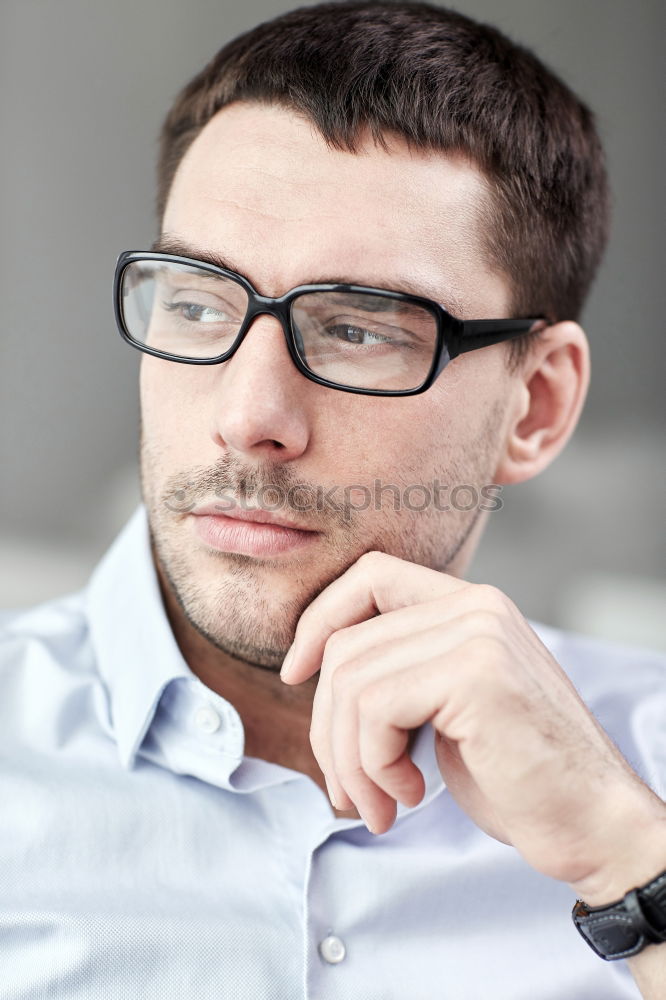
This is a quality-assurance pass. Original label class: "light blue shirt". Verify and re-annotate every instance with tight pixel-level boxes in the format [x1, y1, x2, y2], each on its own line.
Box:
[1, 506, 664, 999]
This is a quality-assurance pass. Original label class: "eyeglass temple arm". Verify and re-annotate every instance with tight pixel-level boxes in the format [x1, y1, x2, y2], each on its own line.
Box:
[451, 318, 545, 358]
[456, 318, 544, 355]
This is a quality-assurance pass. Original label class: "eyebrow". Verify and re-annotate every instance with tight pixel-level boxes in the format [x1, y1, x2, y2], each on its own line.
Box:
[151, 233, 465, 314]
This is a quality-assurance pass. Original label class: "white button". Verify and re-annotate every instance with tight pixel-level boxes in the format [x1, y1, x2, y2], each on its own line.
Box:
[193, 705, 221, 734]
[319, 934, 346, 964]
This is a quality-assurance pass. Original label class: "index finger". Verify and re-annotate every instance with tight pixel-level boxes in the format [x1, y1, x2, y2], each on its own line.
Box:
[280, 549, 467, 684]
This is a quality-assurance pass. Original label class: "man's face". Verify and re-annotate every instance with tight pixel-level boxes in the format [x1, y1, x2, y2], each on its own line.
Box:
[140, 101, 515, 670]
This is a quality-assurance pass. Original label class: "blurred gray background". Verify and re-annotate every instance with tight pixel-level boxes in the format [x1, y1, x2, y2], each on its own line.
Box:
[1, 0, 664, 649]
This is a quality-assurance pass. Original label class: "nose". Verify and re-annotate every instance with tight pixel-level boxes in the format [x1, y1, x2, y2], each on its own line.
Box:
[209, 315, 311, 462]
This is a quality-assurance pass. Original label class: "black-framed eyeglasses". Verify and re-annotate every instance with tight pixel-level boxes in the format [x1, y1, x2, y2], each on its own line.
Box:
[113, 251, 544, 397]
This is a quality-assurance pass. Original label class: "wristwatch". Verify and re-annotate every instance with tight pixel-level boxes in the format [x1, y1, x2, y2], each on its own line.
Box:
[572, 869, 666, 960]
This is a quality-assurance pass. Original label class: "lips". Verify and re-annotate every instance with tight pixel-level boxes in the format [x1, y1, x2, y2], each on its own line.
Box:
[189, 501, 319, 558]
[191, 501, 313, 532]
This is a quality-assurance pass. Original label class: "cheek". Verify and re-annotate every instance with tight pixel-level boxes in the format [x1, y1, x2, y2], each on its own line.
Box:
[428, 351, 509, 431]
[316, 394, 452, 487]
[140, 358, 211, 438]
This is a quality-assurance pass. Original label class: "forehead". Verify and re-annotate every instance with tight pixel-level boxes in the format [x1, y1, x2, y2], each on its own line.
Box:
[162, 101, 510, 317]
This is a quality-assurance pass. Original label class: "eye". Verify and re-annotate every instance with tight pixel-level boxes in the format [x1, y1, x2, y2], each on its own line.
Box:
[164, 301, 231, 323]
[326, 323, 393, 345]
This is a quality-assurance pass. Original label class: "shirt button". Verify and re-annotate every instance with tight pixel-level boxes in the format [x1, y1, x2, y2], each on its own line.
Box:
[319, 934, 346, 964]
[193, 705, 222, 734]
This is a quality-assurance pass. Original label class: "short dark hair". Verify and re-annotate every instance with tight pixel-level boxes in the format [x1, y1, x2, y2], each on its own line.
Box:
[157, 0, 610, 364]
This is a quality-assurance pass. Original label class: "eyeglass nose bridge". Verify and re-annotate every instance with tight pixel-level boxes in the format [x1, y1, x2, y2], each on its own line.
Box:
[235, 289, 306, 360]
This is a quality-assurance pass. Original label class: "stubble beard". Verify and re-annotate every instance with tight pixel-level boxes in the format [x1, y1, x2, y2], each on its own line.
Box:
[139, 421, 500, 672]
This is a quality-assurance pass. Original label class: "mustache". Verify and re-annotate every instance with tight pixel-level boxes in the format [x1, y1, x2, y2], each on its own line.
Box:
[160, 457, 355, 530]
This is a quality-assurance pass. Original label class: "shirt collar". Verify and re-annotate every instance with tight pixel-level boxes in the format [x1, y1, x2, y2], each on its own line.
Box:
[86, 504, 192, 769]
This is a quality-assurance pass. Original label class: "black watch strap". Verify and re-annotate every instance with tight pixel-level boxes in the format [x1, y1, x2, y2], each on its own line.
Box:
[572, 869, 666, 960]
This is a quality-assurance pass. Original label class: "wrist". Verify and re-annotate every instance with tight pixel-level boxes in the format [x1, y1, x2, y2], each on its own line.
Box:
[567, 795, 666, 908]
[572, 868, 666, 962]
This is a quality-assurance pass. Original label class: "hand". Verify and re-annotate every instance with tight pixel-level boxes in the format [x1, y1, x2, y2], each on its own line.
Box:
[281, 551, 666, 905]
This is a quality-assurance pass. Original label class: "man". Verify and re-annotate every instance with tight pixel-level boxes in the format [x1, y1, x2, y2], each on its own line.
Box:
[1, 2, 664, 998]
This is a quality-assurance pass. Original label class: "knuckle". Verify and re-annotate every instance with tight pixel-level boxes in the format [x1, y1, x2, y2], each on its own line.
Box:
[357, 683, 383, 719]
[357, 549, 389, 573]
[308, 733, 326, 770]
[322, 627, 352, 664]
[459, 607, 505, 637]
[336, 761, 366, 786]
[473, 583, 511, 614]
[329, 658, 359, 694]
[308, 716, 323, 750]
[360, 751, 387, 781]
[308, 726, 331, 772]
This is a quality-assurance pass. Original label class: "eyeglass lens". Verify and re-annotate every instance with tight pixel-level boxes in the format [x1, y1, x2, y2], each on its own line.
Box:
[120, 260, 439, 391]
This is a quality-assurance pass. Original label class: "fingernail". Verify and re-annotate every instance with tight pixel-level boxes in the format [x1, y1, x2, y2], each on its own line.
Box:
[280, 643, 295, 680]
[324, 777, 338, 809]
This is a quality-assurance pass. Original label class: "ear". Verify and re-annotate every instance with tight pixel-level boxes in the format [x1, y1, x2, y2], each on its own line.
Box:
[493, 321, 590, 485]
